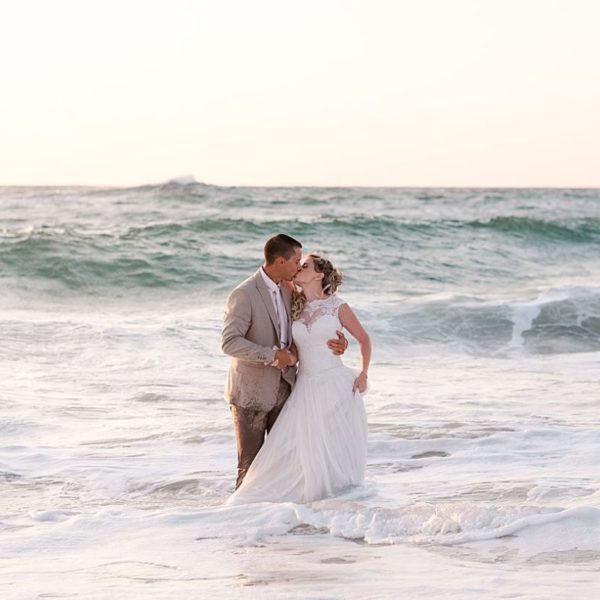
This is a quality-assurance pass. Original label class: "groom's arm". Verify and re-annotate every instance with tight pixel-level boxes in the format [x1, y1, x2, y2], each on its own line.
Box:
[221, 288, 275, 364]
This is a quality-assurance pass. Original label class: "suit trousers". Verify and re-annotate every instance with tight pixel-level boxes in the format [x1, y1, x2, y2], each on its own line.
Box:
[230, 377, 292, 489]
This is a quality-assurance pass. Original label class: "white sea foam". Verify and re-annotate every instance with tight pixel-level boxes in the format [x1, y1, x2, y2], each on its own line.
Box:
[2, 186, 600, 598]
[165, 174, 200, 185]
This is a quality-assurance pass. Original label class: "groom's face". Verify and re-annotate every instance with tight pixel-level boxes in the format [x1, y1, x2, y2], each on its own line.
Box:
[279, 247, 303, 281]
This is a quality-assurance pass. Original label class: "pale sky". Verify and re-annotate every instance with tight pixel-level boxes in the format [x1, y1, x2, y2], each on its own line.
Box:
[1, 0, 599, 187]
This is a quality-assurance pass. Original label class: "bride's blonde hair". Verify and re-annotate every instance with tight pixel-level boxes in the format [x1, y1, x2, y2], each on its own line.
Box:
[290, 253, 343, 321]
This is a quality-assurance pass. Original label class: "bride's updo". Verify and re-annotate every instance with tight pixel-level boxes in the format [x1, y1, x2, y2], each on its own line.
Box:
[312, 254, 343, 295]
[291, 253, 343, 321]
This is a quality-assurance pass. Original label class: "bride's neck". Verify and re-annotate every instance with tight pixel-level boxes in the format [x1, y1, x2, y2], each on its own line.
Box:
[302, 283, 327, 302]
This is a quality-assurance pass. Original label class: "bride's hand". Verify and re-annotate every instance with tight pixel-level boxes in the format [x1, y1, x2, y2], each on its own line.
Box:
[352, 371, 368, 393]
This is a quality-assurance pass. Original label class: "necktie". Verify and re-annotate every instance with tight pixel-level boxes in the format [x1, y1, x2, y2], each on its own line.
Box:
[273, 287, 287, 347]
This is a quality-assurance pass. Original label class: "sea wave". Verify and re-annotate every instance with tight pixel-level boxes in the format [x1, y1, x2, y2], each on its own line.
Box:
[112, 215, 600, 242]
[468, 215, 600, 242]
[366, 286, 600, 355]
[2, 187, 600, 352]
[184, 501, 600, 553]
[4, 214, 600, 246]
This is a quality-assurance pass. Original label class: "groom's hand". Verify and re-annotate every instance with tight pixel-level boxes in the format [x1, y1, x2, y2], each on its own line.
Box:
[327, 330, 348, 356]
[273, 348, 296, 369]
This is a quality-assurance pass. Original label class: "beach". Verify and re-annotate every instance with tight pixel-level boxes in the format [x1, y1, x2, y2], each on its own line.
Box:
[1, 182, 599, 598]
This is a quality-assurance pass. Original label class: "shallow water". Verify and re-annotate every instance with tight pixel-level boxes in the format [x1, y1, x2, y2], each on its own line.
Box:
[1, 182, 599, 598]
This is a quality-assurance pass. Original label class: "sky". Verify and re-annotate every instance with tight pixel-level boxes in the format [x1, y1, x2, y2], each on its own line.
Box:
[1, 0, 599, 187]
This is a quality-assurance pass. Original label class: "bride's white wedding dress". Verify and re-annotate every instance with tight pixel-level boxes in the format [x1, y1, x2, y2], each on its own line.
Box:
[226, 294, 368, 505]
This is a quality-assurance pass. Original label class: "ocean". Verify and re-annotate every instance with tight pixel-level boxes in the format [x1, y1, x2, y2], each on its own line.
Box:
[1, 181, 599, 598]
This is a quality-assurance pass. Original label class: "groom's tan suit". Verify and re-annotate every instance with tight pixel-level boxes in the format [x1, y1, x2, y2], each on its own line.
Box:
[221, 269, 296, 488]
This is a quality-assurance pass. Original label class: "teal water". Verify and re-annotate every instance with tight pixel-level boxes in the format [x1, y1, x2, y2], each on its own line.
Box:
[2, 185, 599, 290]
[2, 182, 600, 597]
[1, 183, 599, 355]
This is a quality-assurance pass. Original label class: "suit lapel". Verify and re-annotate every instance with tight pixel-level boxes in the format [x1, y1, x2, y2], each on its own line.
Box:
[254, 270, 281, 342]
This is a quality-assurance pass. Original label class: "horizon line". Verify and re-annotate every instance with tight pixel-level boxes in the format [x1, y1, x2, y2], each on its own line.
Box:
[1, 181, 599, 191]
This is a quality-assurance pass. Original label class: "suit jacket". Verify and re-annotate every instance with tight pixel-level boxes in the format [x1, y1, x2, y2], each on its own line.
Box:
[221, 269, 297, 411]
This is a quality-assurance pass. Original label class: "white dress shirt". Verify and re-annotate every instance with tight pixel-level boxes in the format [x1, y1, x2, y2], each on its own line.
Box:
[260, 267, 289, 348]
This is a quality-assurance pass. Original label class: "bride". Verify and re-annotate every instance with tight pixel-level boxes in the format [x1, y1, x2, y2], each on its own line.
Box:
[226, 253, 371, 505]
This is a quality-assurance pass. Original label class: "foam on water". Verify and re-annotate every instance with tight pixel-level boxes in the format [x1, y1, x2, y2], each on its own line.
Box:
[1, 184, 599, 598]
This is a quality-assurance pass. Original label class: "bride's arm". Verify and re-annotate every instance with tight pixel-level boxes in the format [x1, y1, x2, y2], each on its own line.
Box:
[338, 304, 371, 393]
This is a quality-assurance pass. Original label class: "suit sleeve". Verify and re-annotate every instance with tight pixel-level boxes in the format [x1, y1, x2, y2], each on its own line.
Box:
[221, 287, 275, 363]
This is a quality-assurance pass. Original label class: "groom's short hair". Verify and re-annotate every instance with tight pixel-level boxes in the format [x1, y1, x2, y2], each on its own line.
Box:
[264, 234, 302, 264]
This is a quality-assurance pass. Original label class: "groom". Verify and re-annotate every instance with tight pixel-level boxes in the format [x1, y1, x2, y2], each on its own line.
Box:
[221, 233, 348, 489]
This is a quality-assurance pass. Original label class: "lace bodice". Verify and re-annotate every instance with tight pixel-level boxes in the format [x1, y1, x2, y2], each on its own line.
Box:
[297, 295, 346, 330]
[292, 295, 347, 376]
